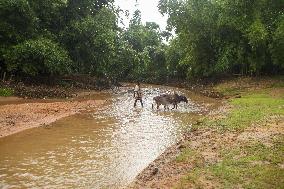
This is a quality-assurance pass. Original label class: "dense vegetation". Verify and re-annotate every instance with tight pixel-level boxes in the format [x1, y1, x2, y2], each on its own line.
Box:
[159, 0, 284, 78]
[0, 0, 283, 84]
[0, 0, 119, 80]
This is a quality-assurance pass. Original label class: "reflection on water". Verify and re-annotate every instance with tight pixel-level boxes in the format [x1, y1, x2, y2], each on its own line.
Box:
[0, 85, 203, 188]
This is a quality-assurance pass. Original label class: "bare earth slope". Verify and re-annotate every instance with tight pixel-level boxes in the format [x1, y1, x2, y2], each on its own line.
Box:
[0, 99, 104, 138]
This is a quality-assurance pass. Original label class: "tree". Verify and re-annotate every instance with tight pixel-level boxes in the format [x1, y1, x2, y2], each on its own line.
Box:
[159, 0, 284, 79]
[4, 37, 72, 76]
[60, 7, 117, 76]
[0, 0, 120, 79]
[270, 16, 284, 70]
[121, 10, 168, 82]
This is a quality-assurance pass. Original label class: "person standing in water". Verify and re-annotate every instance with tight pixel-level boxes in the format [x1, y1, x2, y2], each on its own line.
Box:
[134, 82, 143, 107]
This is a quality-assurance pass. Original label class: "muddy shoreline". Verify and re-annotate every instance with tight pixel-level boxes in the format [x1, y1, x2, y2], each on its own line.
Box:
[127, 103, 229, 189]
[0, 83, 211, 189]
[0, 98, 105, 138]
[128, 104, 284, 189]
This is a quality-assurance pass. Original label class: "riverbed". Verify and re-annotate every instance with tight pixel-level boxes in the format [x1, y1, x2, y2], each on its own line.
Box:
[0, 84, 215, 188]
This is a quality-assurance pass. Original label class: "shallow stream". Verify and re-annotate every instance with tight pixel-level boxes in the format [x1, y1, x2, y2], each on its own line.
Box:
[0, 85, 212, 188]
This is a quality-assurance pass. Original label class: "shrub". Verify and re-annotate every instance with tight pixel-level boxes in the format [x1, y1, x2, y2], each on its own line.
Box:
[0, 88, 13, 96]
[4, 37, 73, 76]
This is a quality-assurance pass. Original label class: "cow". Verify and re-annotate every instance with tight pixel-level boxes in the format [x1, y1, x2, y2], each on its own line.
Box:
[152, 93, 188, 110]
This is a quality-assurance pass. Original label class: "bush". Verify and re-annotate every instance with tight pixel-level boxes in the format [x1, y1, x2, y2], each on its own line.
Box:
[4, 37, 73, 76]
[0, 88, 13, 96]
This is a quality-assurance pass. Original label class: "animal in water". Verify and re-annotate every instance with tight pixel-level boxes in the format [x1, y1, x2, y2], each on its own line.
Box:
[152, 94, 188, 110]
[172, 94, 188, 109]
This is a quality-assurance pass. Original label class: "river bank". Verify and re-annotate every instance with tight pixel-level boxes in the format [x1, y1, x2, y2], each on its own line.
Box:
[0, 99, 105, 138]
[129, 77, 284, 188]
[0, 79, 216, 140]
[0, 77, 283, 188]
[0, 83, 210, 188]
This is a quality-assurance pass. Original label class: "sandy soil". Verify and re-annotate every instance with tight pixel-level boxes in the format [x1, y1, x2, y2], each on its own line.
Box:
[0, 99, 104, 138]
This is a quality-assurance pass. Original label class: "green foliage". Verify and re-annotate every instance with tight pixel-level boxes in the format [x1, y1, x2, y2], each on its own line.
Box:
[4, 37, 72, 76]
[270, 16, 284, 69]
[1, 0, 283, 82]
[61, 7, 117, 76]
[0, 0, 122, 80]
[111, 40, 139, 79]
[122, 10, 168, 82]
[165, 37, 188, 79]
[0, 0, 169, 82]
[0, 87, 13, 96]
[0, 0, 37, 45]
[160, 0, 284, 78]
[28, 0, 66, 33]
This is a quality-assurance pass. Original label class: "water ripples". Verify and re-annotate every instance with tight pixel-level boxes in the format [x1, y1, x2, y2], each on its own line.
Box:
[0, 86, 201, 188]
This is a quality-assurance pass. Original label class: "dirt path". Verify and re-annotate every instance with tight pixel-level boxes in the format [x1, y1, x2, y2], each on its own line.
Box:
[0, 99, 104, 138]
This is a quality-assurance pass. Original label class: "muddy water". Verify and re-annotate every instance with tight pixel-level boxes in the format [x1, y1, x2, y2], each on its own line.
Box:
[0, 85, 209, 189]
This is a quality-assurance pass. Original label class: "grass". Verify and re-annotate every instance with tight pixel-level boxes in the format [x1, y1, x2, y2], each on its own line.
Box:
[209, 138, 284, 189]
[175, 148, 204, 165]
[222, 93, 283, 130]
[195, 92, 284, 131]
[269, 75, 284, 88]
[0, 87, 13, 96]
[173, 77, 284, 189]
[176, 148, 195, 163]
[175, 136, 284, 189]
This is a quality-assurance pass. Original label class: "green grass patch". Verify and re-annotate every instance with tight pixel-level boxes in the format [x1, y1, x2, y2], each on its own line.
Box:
[175, 137, 284, 189]
[225, 93, 284, 130]
[176, 148, 196, 163]
[174, 168, 205, 189]
[211, 161, 283, 189]
[270, 82, 284, 88]
[196, 92, 284, 131]
[0, 87, 14, 96]
[210, 138, 284, 189]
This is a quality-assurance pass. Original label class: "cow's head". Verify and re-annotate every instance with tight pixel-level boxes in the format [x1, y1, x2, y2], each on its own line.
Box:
[179, 95, 188, 103]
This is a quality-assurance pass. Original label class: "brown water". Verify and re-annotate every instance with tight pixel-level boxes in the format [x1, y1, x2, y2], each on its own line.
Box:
[0, 85, 209, 189]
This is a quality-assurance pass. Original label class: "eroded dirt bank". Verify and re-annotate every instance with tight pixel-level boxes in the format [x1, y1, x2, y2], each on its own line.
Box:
[0, 99, 104, 138]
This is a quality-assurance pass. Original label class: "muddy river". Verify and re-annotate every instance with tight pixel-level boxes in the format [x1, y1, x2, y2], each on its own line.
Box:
[0, 85, 211, 188]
